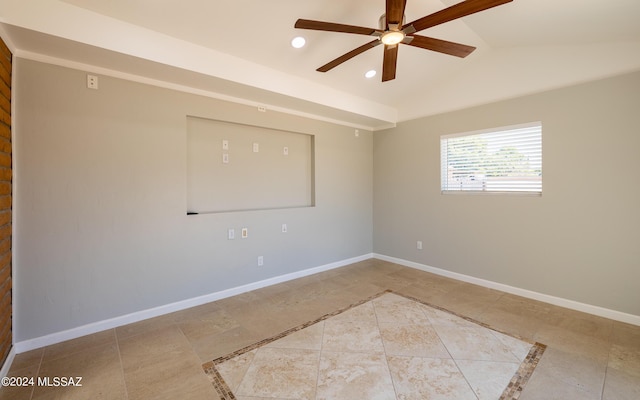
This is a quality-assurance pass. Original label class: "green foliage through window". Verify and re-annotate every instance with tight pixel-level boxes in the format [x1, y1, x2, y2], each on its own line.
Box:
[441, 123, 542, 193]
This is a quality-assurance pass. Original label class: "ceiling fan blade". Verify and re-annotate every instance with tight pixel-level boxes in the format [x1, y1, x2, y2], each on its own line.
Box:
[317, 39, 382, 73]
[386, 0, 407, 27]
[382, 44, 399, 82]
[295, 19, 380, 36]
[406, 35, 476, 58]
[404, 0, 512, 33]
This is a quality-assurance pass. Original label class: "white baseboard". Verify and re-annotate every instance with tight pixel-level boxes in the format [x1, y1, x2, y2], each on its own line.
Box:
[14, 253, 373, 354]
[14, 251, 638, 355]
[1, 347, 15, 378]
[374, 253, 640, 327]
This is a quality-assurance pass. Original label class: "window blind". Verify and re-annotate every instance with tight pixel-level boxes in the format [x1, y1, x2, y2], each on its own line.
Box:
[441, 122, 542, 194]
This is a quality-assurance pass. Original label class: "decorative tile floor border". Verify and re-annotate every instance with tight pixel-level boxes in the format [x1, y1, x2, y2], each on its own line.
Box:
[202, 289, 546, 400]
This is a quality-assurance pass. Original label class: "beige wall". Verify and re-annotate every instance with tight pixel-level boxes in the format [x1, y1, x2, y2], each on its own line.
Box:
[12, 55, 640, 344]
[374, 70, 640, 316]
[14, 59, 373, 342]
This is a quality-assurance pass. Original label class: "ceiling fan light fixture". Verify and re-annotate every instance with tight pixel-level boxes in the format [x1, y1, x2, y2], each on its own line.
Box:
[291, 36, 306, 48]
[380, 31, 405, 45]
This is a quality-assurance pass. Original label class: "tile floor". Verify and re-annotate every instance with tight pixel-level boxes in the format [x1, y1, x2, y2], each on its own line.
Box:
[1, 259, 639, 399]
[206, 291, 545, 399]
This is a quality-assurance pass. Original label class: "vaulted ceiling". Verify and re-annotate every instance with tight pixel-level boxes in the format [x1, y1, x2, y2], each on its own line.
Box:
[1, 0, 640, 130]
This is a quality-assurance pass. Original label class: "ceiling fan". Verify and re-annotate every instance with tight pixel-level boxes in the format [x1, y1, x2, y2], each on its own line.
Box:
[294, 0, 513, 82]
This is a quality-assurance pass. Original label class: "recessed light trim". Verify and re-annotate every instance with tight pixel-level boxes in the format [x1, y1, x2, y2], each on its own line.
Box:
[291, 36, 306, 48]
[365, 70, 377, 79]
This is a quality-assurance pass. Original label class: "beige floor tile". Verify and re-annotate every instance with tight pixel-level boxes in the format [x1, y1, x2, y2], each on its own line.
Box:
[531, 347, 607, 398]
[611, 320, 640, 349]
[215, 349, 257, 392]
[426, 284, 503, 320]
[327, 283, 386, 305]
[602, 367, 640, 400]
[114, 313, 177, 341]
[490, 330, 534, 360]
[42, 329, 116, 363]
[534, 324, 610, 362]
[212, 291, 262, 311]
[177, 308, 241, 340]
[519, 368, 600, 400]
[365, 272, 414, 291]
[321, 319, 385, 353]
[118, 325, 191, 368]
[476, 304, 548, 340]
[7, 348, 43, 373]
[420, 304, 481, 329]
[317, 352, 396, 400]
[235, 347, 319, 399]
[329, 301, 377, 323]
[387, 355, 477, 400]
[456, 359, 521, 400]
[119, 325, 216, 400]
[231, 302, 300, 338]
[32, 342, 125, 400]
[124, 356, 216, 400]
[379, 321, 450, 359]
[188, 325, 262, 362]
[431, 323, 522, 363]
[604, 340, 640, 400]
[265, 321, 324, 351]
[607, 342, 640, 376]
[556, 309, 614, 343]
[398, 279, 461, 305]
[372, 293, 431, 324]
[485, 294, 565, 333]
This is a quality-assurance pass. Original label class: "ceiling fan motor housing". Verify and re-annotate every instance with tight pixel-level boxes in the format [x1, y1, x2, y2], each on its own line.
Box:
[379, 13, 406, 30]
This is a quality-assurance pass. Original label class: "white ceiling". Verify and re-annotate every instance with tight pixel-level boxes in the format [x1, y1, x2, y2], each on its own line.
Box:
[1, 0, 640, 130]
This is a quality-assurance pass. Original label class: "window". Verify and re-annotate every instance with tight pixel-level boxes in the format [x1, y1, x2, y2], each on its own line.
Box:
[441, 122, 542, 194]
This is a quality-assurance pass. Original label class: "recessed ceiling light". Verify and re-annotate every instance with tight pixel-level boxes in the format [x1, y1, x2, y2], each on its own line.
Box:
[365, 70, 377, 79]
[291, 36, 306, 48]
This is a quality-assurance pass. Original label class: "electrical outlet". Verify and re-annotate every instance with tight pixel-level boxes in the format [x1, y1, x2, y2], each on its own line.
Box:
[222, 140, 229, 150]
[87, 74, 98, 89]
[222, 153, 229, 164]
[417, 241, 423, 250]
[228, 229, 235, 240]
[283, 146, 289, 156]
[257, 256, 264, 266]
[252, 143, 259, 153]
[281, 223, 287, 233]
[241, 228, 248, 238]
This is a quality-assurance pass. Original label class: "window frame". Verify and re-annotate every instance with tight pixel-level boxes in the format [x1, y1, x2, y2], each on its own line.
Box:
[440, 122, 542, 196]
